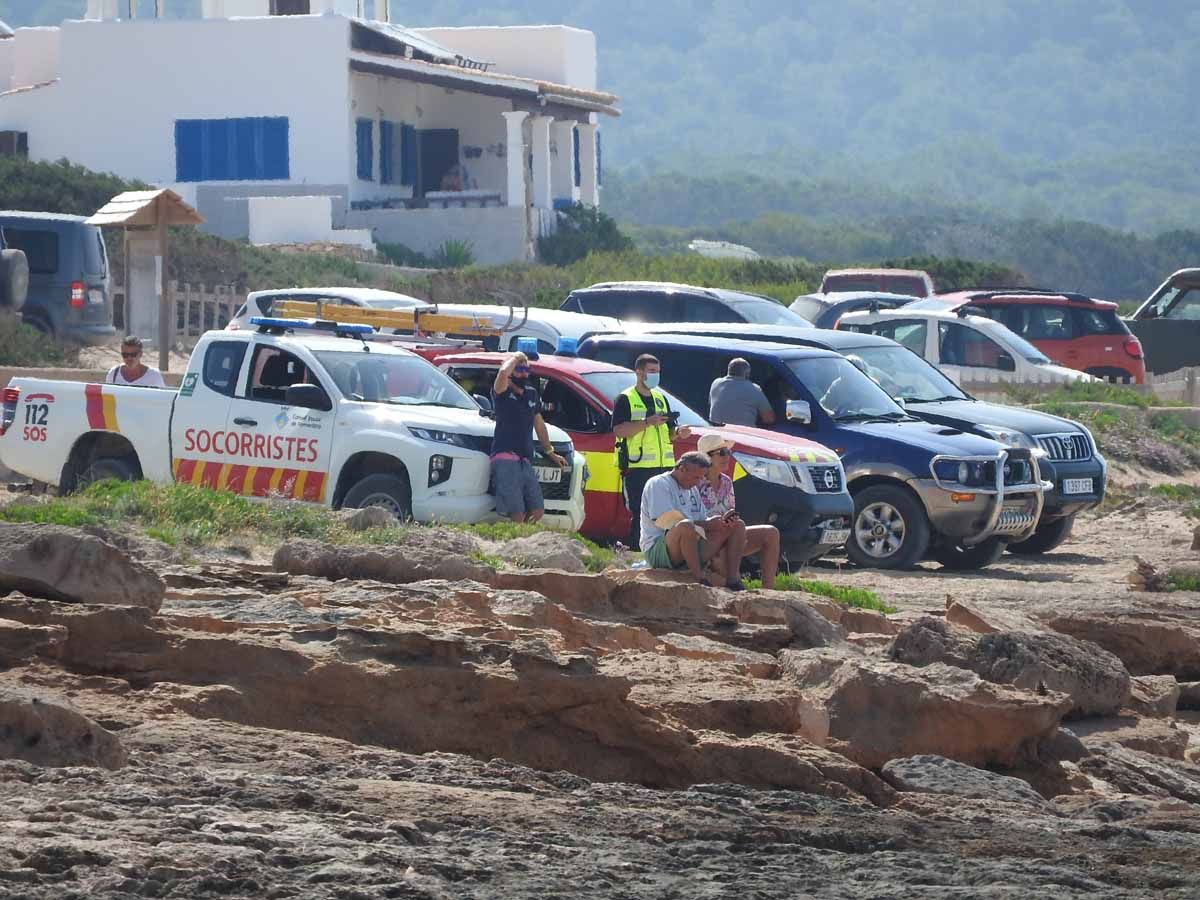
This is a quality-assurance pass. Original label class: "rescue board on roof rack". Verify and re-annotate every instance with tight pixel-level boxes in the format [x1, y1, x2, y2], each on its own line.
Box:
[273, 300, 505, 336]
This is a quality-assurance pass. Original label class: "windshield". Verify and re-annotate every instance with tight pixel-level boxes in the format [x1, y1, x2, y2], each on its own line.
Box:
[849, 346, 967, 403]
[733, 299, 814, 328]
[995, 328, 1052, 364]
[786, 356, 907, 420]
[789, 297, 825, 323]
[314, 350, 476, 409]
[580, 372, 708, 426]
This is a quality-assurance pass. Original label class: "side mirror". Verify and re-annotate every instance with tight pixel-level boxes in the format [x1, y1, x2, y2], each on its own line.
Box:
[284, 383, 332, 412]
[786, 399, 812, 424]
[473, 393, 493, 412]
[894, 397, 907, 409]
[996, 354, 1016, 373]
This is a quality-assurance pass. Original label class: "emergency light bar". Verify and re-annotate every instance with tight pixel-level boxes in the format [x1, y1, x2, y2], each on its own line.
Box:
[250, 316, 376, 336]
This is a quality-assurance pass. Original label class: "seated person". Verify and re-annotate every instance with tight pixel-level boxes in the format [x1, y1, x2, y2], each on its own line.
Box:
[639, 450, 772, 591]
[440, 164, 465, 191]
[695, 433, 780, 590]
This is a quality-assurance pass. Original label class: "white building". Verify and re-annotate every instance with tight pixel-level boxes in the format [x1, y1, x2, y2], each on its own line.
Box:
[0, 2, 618, 264]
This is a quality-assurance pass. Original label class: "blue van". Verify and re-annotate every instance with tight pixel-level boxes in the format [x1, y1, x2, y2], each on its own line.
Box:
[578, 334, 1049, 570]
[0, 212, 115, 345]
[606, 322, 1105, 555]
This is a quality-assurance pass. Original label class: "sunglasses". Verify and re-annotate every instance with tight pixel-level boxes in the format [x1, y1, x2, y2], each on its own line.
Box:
[514, 365, 530, 373]
[121, 351, 141, 359]
[708, 448, 730, 458]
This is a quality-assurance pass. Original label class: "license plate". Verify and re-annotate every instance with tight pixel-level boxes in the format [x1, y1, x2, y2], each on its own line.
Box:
[1063, 478, 1093, 495]
[534, 466, 563, 484]
[821, 528, 851, 546]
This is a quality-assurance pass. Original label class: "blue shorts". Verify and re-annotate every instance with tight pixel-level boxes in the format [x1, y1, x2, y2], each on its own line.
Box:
[492, 457, 544, 518]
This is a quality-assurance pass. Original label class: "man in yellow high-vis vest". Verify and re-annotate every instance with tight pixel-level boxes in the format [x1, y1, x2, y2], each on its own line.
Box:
[613, 353, 691, 548]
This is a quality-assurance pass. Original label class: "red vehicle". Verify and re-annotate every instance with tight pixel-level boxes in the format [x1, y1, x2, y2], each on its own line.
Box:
[412, 345, 854, 562]
[930, 290, 1146, 384]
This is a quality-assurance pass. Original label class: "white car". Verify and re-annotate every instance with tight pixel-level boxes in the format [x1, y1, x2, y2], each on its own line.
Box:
[838, 307, 1095, 386]
[412, 304, 623, 355]
[0, 320, 585, 529]
[227, 287, 431, 331]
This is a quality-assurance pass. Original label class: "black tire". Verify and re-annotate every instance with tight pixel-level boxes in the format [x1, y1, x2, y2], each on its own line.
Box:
[75, 456, 137, 491]
[0, 249, 29, 311]
[846, 483, 932, 570]
[1007, 515, 1075, 555]
[933, 536, 1006, 571]
[342, 472, 412, 521]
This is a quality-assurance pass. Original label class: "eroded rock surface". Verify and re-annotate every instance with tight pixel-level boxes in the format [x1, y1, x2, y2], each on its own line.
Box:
[0, 523, 165, 611]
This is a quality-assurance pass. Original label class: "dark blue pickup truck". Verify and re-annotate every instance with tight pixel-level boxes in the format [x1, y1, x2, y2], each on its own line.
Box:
[605, 323, 1105, 555]
[579, 334, 1050, 571]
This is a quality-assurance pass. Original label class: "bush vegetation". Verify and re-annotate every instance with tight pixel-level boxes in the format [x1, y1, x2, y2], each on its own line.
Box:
[0, 315, 68, 366]
[538, 203, 634, 266]
[742, 573, 894, 613]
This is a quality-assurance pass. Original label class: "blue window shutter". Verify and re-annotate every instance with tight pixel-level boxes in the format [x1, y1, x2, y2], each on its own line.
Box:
[596, 130, 602, 187]
[356, 118, 374, 181]
[205, 119, 232, 181]
[573, 127, 581, 188]
[400, 124, 417, 186]
[235, 118, 257, 180]
[379, 120, 394, 184]
[175, 120, 203, 181]
[261, 117, 289, 180]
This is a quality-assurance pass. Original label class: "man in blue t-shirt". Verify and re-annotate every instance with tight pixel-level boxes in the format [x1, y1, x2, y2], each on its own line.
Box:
[491, 352, 566, 522]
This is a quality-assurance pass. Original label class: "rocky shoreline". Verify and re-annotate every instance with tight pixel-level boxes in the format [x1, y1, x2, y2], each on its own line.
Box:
[3, 518, 1200, 897]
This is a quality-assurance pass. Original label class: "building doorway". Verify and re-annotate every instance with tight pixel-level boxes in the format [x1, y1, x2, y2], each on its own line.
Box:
[270, 0, 311, 15]
[417, 129, 460, 196]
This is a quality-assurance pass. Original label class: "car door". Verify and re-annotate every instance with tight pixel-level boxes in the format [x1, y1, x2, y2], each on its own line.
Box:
[936, 321, 1016, 384]
[222, 342, 337, 502]
[171, 339, 246, 486]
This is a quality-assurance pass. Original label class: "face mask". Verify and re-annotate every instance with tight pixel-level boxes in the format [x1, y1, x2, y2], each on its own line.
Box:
[644, 372, 660, 389]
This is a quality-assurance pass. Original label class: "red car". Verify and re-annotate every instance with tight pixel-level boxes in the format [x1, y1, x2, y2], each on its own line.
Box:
[411, 345, 854, 562]
[930, 290, 1146, 384]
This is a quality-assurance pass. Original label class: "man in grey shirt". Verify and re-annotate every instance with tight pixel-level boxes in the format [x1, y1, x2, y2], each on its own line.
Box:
[640, 451, 755, 590]
[709, 358, 776, 427]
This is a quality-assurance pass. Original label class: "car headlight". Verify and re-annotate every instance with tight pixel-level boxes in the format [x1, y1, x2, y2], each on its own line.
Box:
[732, 451, 807, 491]
[409, 427, 474, 448]
[932, 458, 990, 487]
[976, 424, 1036, 449]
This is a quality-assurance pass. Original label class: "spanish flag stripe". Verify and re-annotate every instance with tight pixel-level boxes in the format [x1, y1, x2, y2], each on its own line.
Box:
[189, 460, 207, 486]
[101, 393, 119, 432]
[240, 466, 258, 495]
[84, 384, 106, 429]
[267, 467, 285, 495]
[277, 469, 299, 498]
[302, 472, 326, 503]
[252, 467, 275, 496]
[292, 469, 309, 500]
[215, 463, 233, 491]
[198, 462, 222, 490]
[225, 465, 248, 495]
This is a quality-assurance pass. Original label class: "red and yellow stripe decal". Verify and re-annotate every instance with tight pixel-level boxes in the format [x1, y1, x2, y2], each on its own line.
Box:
[172, 458, 327, 503]
[84, 384, 120, 432]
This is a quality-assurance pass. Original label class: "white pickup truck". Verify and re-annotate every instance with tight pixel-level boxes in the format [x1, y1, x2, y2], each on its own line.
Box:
[0, 321, 586, 527]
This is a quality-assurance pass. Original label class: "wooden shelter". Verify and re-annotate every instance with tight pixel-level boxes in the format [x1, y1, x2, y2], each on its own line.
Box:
[87, 190, 204, 371]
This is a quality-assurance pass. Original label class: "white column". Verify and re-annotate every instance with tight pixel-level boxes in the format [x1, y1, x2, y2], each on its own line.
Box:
[577, 123, 599, 207]
[528, 115, 553, 211]
[501, 110, 529, 208]
[550, 120, 578, 206]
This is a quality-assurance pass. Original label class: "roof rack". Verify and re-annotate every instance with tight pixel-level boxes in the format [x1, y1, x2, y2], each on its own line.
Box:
[273, 299, 506, 336]
[955, 287, 1096, 303]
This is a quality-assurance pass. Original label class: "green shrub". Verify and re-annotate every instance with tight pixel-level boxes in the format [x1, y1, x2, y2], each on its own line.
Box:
[538, 203, 635, 266]
[376, 241, 433, 268]
[0, 315, 67, 366]
[431, 239, 475, 269]
[1012, 381, 1153, 408]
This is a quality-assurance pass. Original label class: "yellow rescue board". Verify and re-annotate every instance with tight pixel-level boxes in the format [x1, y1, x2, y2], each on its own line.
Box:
[273, 300, 503, 336]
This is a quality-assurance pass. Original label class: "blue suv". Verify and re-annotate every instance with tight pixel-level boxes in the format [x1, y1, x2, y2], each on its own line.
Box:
[578, 334, 1049, 570]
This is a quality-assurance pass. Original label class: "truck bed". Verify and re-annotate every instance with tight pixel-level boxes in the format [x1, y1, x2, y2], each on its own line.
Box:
[0, 378, 177, 488]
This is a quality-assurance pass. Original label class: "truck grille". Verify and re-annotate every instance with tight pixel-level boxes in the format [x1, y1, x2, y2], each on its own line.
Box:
[807, 465, 843, 493]
[536, 443, 575, 502]
[994, 506, 1037, 535]
[1037, 433, 1090, 461]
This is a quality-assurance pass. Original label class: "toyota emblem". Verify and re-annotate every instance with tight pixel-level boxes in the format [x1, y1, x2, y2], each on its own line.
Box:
[823, 469, 836, 490]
